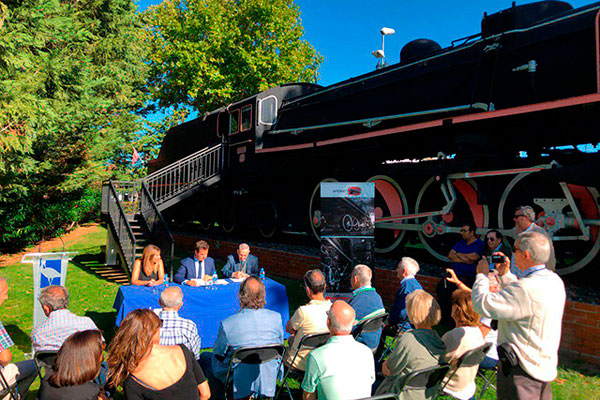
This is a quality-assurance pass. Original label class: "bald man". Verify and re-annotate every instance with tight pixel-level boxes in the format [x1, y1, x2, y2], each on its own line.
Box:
[302, 301, 375, 400]
[158, 286, 202, 359]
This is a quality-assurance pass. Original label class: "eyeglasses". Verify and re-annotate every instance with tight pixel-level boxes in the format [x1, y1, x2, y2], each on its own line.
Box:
[486, 237, 497, 242]
[513, 214, 524, 219]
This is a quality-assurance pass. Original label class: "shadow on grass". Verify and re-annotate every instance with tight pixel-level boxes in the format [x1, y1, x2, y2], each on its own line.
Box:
[5, 324, 32, 353]
[86, 310, 118, 343]
[71, 253, 129, 284]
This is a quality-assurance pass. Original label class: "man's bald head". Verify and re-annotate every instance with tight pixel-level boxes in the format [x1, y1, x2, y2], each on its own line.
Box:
[160, 286, 184, 310]
[327, 300, 355, 335]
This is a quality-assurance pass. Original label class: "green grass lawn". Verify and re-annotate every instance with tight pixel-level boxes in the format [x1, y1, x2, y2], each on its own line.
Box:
[1, 224, 598, 399]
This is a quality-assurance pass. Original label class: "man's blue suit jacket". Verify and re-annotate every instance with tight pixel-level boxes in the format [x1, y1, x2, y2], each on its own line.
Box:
[212, 308, 283, 398]
[174, 256, 216, 283]
[221, 254, 259, 278]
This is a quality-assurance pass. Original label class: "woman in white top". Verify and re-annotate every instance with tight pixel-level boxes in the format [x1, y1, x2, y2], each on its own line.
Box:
[441, 289, 485, 400]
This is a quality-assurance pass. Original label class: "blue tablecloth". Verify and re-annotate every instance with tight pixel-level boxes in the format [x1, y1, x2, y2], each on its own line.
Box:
[113, 278, 290, 348]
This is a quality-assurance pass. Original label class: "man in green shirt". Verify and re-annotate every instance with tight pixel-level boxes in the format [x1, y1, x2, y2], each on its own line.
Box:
[302, 300, 375, 400]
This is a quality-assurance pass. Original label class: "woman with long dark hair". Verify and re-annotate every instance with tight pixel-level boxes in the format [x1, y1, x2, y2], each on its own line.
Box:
[38, 330, 106, 400]
[107, 309, 210, 400]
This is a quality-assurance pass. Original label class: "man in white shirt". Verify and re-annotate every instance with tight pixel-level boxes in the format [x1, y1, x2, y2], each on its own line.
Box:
[471, 231, 565, 400]
[285, 269, 332, 371]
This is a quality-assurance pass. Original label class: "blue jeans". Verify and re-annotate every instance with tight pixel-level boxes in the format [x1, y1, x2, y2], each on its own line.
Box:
[480, 356, 499, 370]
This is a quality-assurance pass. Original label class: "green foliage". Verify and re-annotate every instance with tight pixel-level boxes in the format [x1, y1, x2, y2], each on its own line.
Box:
[0, 0, 149, 251]
[143, 0, 323, 113]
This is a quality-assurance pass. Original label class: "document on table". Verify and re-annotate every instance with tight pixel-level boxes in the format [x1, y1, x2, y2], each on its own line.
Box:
[190, 279, 229, 285]
[229, 278, 245, 283]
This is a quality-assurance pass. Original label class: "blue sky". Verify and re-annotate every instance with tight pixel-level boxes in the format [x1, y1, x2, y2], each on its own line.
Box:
[137, 0, 592, 86]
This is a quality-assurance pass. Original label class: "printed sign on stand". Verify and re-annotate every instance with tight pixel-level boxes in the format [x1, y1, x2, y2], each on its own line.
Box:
[21, 252, 77, 329]
[320, 182, 375, 293]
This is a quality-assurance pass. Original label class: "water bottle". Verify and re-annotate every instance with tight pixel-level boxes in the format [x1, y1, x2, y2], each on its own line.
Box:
[212, 272, 218, 290]
[259, 268, 265, 283]
[164, 274, 170, 287]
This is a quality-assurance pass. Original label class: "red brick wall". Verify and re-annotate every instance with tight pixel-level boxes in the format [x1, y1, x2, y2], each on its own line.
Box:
[174, 233, 600, 365]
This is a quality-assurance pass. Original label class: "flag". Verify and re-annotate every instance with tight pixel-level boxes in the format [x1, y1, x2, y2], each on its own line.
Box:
[131, 148, 140, 165]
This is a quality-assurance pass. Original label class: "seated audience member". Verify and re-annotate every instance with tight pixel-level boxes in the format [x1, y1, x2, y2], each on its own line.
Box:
[375, 290, 446, 399]
[200, 277, 283, 399]
[513, 205, 556, 273]
[348, 264, 385, 350]
[302, 300, 375, 400]
[131, 244, 165, 286]
[32, 285, 101, 352]
[437, 222, 485, 327]
[221, 243, 258, 279]
[157, 286, 202, 360]
[174, 241, 216, 285]
[479, 317, 499, 370]
[0, 276, 37, 398]
[38, 330, 106, 400]
[441, 289, 485, 400]
[107, 309, 210, 400]
[443, 270, 500, 370]
[376, 257, 423, 359]
[472, 231, 564, 399]
[284, 269, 332, 371]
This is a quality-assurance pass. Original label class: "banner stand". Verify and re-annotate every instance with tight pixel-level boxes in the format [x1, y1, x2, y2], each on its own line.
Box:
[21, 252, 77, 330]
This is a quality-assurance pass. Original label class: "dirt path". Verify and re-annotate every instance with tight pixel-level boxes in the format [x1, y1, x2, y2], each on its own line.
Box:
[0, 223, 101, 267]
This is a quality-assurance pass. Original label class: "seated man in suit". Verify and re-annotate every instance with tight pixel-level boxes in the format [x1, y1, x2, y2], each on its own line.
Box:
[199, 276, 283, 399]
[174, 240, 216, 285]
[221, 243, 259, 279]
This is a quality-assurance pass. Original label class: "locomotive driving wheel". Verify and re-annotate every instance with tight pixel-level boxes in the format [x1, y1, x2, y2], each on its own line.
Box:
[498, 171, 600, 275]
[415, 177, 489, 262]
[368, 175, 409, 253]
[257, 201, 278, 238]
[308, 178, 338, 240]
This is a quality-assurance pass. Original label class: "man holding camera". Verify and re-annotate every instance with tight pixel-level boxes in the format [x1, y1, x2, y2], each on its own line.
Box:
[471, 231, 565, 400]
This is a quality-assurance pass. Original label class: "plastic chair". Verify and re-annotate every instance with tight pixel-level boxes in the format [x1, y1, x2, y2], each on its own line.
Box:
[34, 350, 58, 379]
[399, 363, 452, 398]
[441, 343, 493, 397]
[475, 364, 497, 399]
[276, 332, 330, 400]
[0, 367, 18, 400]
[224, 344, 285, 400]
[352, 312, 389, 353]
[376, 316, 409, 363]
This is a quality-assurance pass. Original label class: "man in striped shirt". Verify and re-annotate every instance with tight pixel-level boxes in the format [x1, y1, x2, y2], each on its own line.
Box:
[157, 286, 202, 359]
[31, 285, 101, 352]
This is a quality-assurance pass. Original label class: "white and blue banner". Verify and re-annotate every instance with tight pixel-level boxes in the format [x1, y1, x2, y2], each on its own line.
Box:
[21, 252, 76, 329]
[320, 182, 375, 293]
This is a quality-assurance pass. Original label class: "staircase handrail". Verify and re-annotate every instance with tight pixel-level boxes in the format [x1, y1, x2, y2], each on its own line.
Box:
[104, 181, 137, 274]
[144, 143, 222, 182]
[140, 182, 175, 278]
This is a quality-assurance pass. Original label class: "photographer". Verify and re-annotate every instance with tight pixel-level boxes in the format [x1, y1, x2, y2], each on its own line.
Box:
[471, 231, 565, 400]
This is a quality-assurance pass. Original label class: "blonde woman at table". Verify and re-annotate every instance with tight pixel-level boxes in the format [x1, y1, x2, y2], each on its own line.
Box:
[131, 245, 165, 286]
[107, 309, 211, 400]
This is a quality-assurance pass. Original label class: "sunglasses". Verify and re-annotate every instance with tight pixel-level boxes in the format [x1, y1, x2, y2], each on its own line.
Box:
[486, 237, 497, 242]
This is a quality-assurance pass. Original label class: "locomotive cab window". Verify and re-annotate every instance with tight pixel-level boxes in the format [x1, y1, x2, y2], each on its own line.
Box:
[229, 110, 240, 135]
[241, 105, 252, 131]
[258, 95, 277, 126]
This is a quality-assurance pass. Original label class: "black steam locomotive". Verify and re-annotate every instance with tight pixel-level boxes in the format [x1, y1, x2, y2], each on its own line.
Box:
[150, 1, 600, 275]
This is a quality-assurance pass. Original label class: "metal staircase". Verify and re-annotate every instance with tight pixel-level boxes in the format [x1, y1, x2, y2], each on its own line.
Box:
[101, 143, 224, 276]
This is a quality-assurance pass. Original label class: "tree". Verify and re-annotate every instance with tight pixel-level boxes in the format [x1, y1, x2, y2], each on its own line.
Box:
[143, 0, 322, 113]
[0, 0, 149, 251]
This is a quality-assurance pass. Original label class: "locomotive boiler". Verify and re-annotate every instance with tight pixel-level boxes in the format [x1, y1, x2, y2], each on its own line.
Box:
[150, 1, 600, 275]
